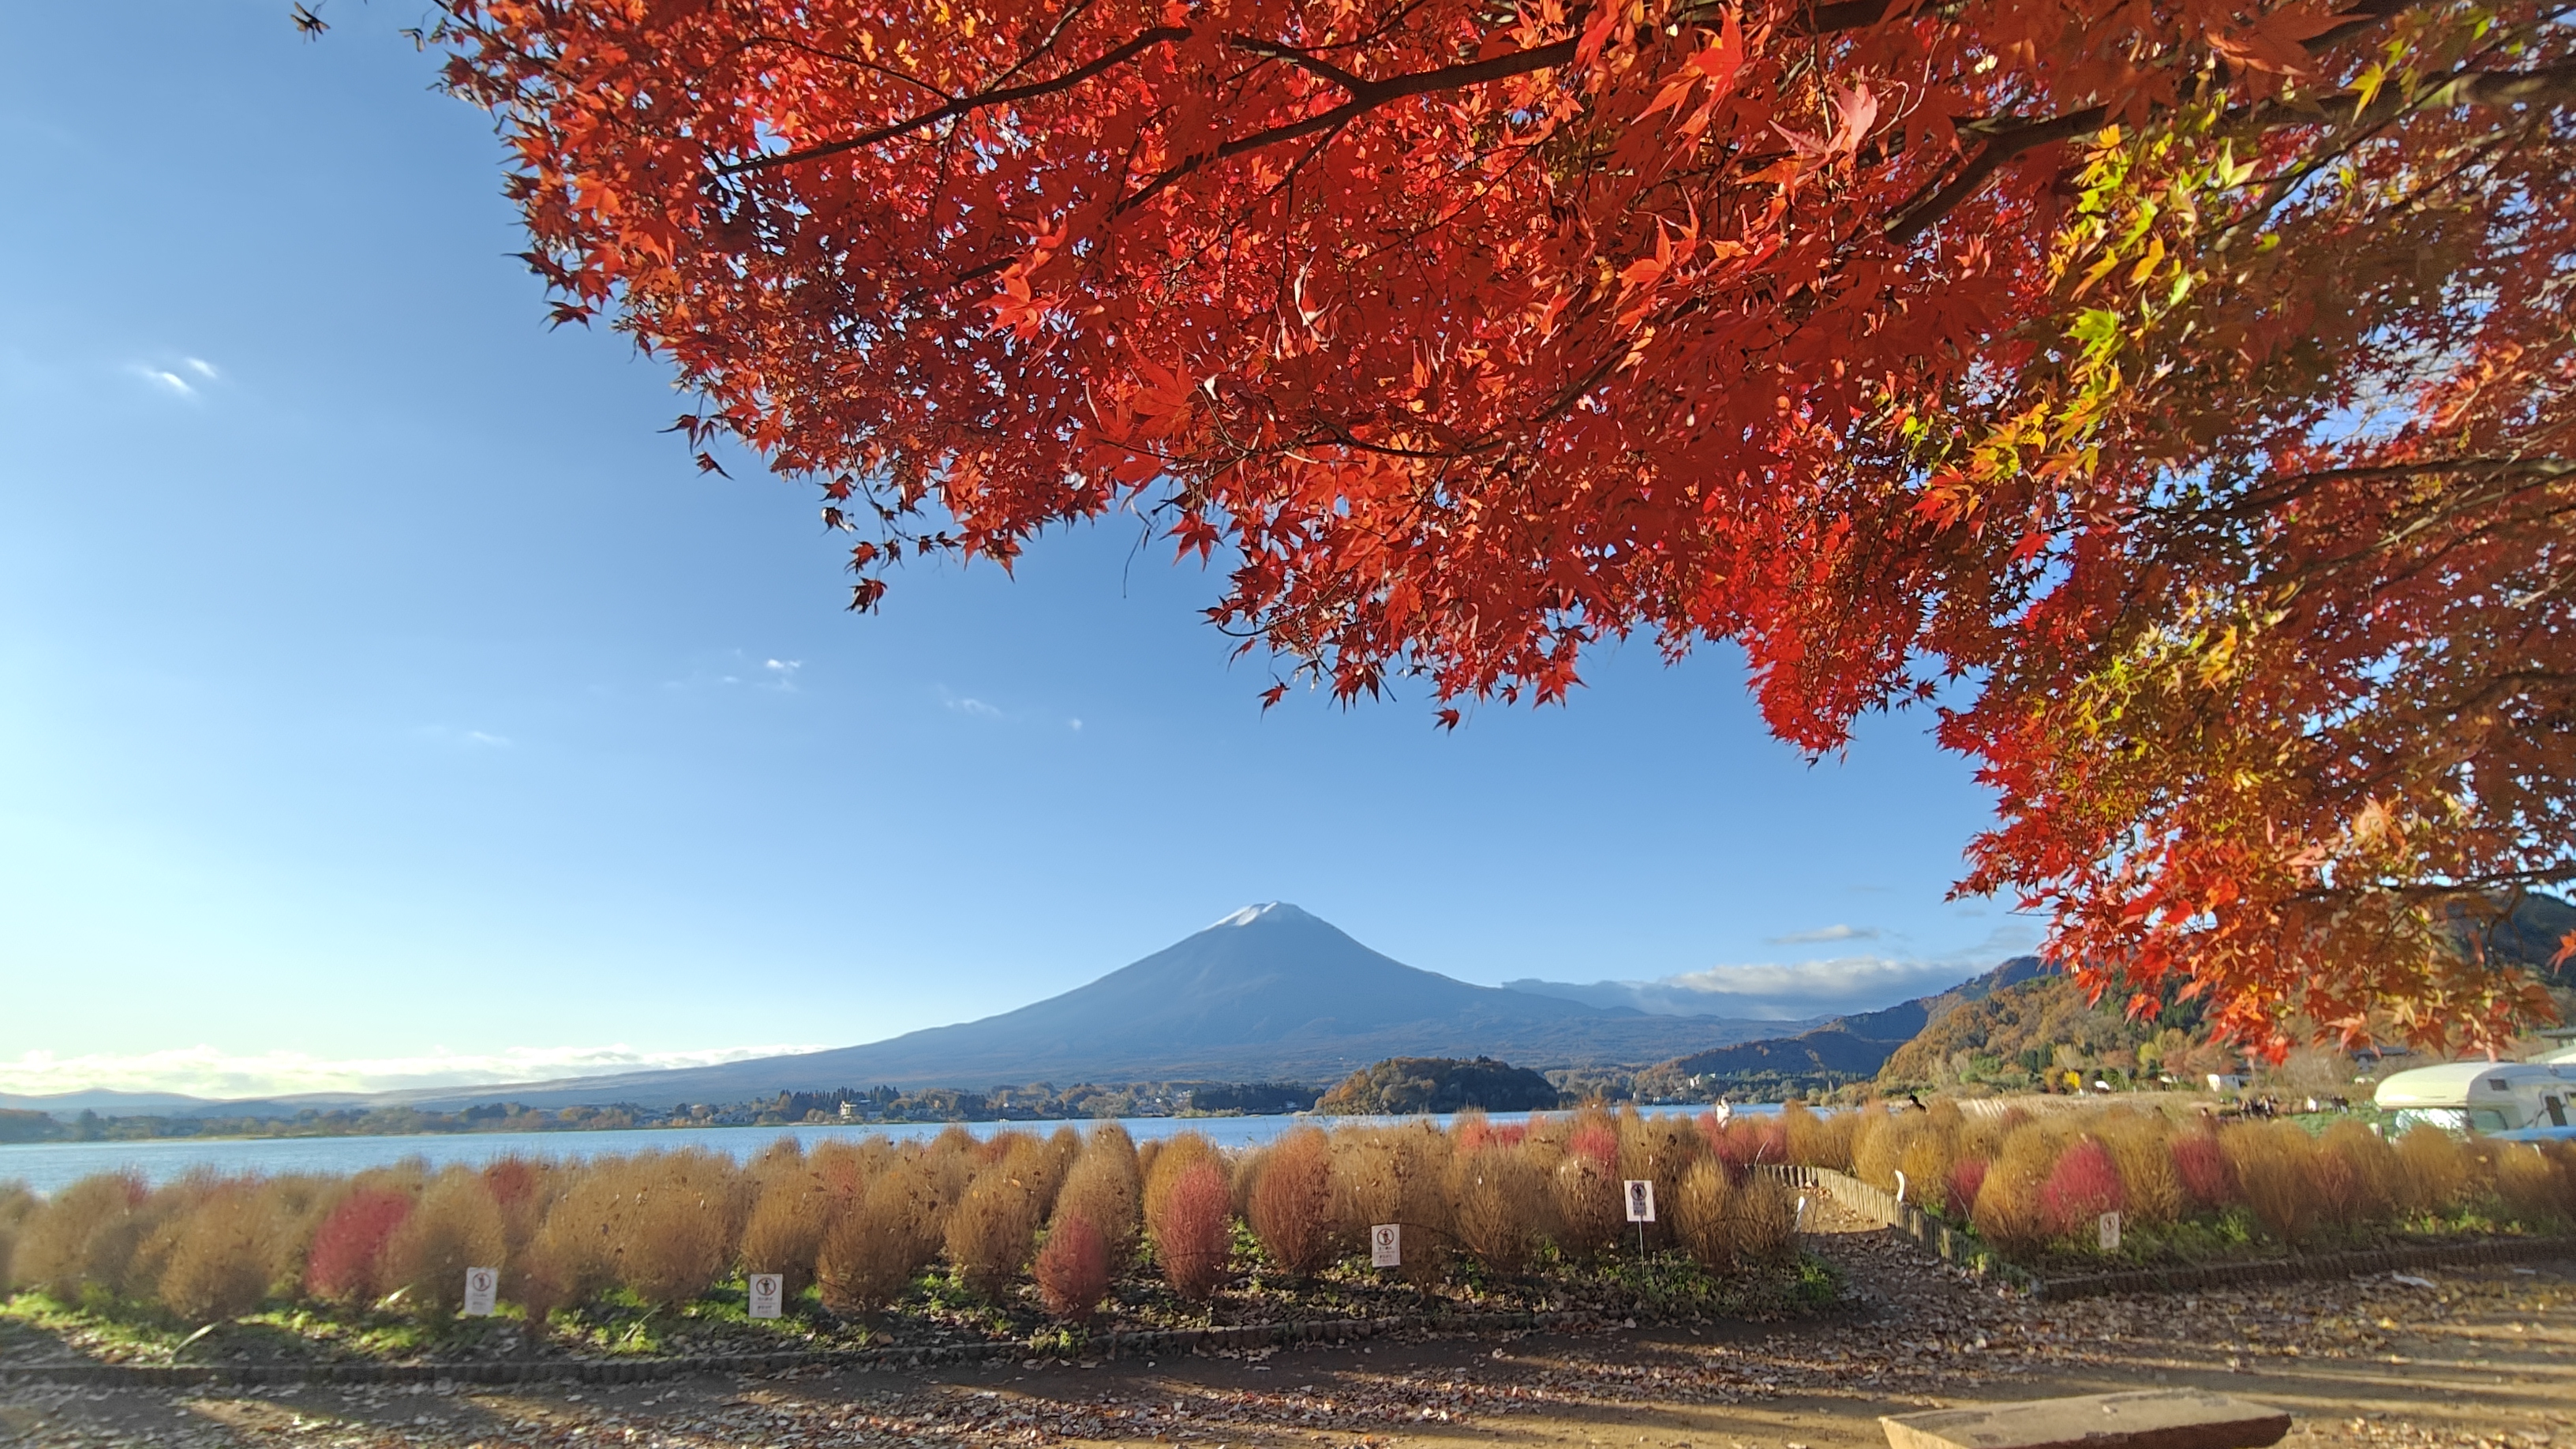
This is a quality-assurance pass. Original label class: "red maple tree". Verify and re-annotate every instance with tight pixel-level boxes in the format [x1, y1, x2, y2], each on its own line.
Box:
[425, 0, 2574, 1055]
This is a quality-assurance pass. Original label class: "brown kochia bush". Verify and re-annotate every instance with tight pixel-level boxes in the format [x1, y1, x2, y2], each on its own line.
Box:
[525, 1149, 741, 1314]
[1552, 1151, 1622, 1263]
[1970, 1125, 2056, 1258]
[1781, 1103, 1855, 1172]
[2224, 1121, 2320, 1245]
[381, 1167, 508, 1315]
[517, 1162, 631, 1320]
[1032, 1212, 1111, 1324]
[1732, 1171, 1800, 1265]
[1451, 1144, 1548, 1278]
[947, 1142, 1050, 1298]
[1331, 1125, 1452, 1285]
[1247, 1126, 1335, 1277]
[1848, 1107, 1915, 1194]
[2099, 1115, 2183, 1228]
[1150, 1161, 1233, 1301]
[2315, 1121, 2398, 1232]
[2492, 1142, 2576, 1224]
[1054, 1127, 1144, 1267]
[1672, 1161, 1740, 1271]
[739, 1167, 832, 1302]
[2394, 1123, 2473, 1215]
[0, 1181, 36, 1293]
[152, 1178, 285, 1324]
[1616, 1108, 1703, 1252]
[16, 1172, 152, 1304]
[817, 1155, 949, 1314]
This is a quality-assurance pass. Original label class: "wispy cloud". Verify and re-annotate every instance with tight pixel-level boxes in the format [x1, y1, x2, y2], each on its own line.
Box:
[129, 355, 223, 399]
[1767, 923, 1879, 944]
[942, 689, 1002, 719]
[417, 724, 513, 750]
[663, 650, 807, 693]
[0, 1043, 829, 1101]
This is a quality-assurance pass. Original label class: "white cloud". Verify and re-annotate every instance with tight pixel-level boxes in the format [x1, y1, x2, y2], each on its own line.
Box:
[129, 356, 222, 398]
[1504, 925, 2045, 1020]
[943, 692, 1002, 718]
[0, 1043, 829, 1101]
[417, 724, 513, 749]
[1767, 923, 1879, 944]
[1067, 717, 1084, 731]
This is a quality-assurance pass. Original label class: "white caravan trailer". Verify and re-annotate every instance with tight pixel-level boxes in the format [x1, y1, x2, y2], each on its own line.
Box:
[2374, 1061, 2576, 1133]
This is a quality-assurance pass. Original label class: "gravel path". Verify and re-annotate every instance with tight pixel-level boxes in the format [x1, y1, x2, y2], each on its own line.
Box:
[7, 1209, 2573, 1448]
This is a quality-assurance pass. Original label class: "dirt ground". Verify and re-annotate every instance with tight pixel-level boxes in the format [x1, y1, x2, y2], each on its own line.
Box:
[6, 1208, 2573, 1448]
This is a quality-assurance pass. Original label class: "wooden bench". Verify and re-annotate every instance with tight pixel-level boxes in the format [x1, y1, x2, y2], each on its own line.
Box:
[1880, 1388, 2292, 1449]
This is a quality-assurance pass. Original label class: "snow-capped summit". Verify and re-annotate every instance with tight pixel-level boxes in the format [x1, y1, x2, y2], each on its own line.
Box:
[1209, 901, 1315, 929]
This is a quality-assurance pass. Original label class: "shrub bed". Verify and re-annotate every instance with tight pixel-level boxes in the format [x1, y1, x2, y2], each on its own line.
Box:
[1808, 1099, 2576, 1274]
[0, 1111, 1832, 1369]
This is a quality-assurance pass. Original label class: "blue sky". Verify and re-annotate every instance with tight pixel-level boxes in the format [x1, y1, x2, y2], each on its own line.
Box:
[0, 2, 2029, 1099]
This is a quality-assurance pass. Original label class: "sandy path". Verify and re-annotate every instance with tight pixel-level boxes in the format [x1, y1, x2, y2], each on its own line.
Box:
[7, 1211, 2574, 1447]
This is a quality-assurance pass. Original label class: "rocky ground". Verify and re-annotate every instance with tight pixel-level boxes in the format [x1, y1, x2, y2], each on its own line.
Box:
[6, 1204, 2572, 1447]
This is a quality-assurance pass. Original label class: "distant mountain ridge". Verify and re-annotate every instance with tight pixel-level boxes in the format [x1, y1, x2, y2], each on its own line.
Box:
[1649, 956, 2048, 1089]
[359, 904, 1799, 1110]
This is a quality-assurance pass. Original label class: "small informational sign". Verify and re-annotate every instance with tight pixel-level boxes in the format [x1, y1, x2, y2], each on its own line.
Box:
[1893, 1169, 1908, 1205]
[1623, 1179, 1656, 1223]
[2097, 1211, 2123, 1252]
[1370, 1223, 1402, 1268]
[748, 1273, 785, 1320]
[462, 1266, 499, 1318]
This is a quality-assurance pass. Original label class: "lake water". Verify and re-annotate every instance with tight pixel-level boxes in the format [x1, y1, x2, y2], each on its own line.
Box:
[0, 1106, 1775, 1196]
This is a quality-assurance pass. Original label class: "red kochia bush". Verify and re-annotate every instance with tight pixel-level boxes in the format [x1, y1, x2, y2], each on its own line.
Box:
[1945, 1158, 1989, 1220]
[304, 1189, 413, 1303]
[1710, 1116, 1788, 1169]
[1032, 1212, 1110, 1323]
[1151, 1163, 1233, 1301]
[2037, 1139, 2127, 1239]
[2170, 1132, 2235, 1211]
[1566, 1121, 1619, 1170]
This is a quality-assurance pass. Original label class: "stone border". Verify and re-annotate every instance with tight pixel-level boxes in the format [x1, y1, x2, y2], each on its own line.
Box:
[0, 1309, 1611, 1390]
[1777, 1163, 2576, 1301]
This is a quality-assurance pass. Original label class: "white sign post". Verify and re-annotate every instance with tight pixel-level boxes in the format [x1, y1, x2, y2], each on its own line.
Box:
[747, 1273, 784, 1320]
[1623, 1180, 1656, 1223]
[1893, 1169, 1908, 1206]
[1370, 1223, 1402, 1268]
[2097, 1211, 2122, 1253]
[462, 1267, 499, 1318]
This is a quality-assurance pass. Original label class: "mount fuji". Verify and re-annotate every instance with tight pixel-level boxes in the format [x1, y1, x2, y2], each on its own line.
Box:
[395, 903, 1803, 1107]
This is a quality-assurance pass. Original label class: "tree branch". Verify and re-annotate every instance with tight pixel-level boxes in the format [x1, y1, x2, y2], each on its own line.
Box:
[717, 26, 1190, 174]
[1112, 39, 1579, 213]
[1882, 107, 2106, 242]
[1885, 61, 2576, 244]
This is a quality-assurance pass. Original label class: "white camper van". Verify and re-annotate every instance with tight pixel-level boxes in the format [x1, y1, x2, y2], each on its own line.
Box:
[2374, 1061, 2576, 1133]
